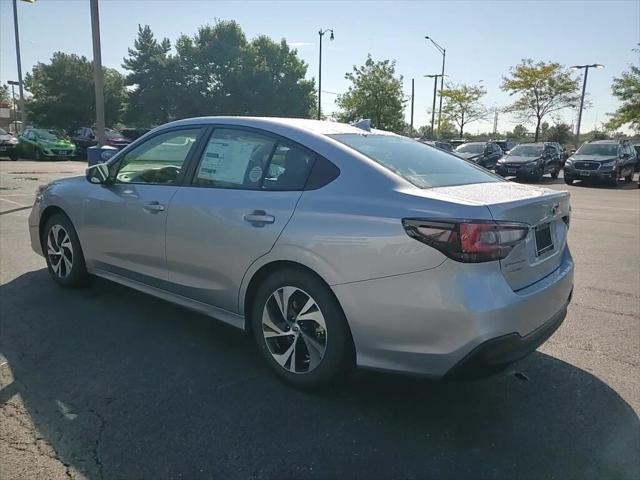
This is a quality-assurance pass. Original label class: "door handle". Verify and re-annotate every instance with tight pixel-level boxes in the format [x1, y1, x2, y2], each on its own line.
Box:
[143, 202, 165, 213]
[244, 210, 275, 225]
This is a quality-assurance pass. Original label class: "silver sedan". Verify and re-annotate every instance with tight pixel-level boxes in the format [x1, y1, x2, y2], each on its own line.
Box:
[29, 117, 574, 387]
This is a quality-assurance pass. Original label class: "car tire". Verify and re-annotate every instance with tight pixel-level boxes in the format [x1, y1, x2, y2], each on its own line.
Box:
[34, 149, 41, 161]
[624, 171, 633, 183]
[250, 268, 354, 388]
[551, 167, 559, 179]
[609, 170, 619, 187]
[42, 213, 89, 287]
[564, 176, 574, 185]
[9, 152, 18, 161]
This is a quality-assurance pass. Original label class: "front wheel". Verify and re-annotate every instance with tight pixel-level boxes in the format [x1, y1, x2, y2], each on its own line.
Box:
[564, 176, 574, 185]
[624, 171, 633, 183]
[34, 149, 41, 161]
[43, 213, 88, 287]
[609, 170, 619, 187]
[251, 269, 354, 388]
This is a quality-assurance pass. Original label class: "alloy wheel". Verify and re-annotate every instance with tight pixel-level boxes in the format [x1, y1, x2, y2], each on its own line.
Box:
[261, 286, 327, 374]
[47, 225, 73, 278]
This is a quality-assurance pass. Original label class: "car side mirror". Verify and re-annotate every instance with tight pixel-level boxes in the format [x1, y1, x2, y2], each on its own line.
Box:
[86, 163, 110, 184]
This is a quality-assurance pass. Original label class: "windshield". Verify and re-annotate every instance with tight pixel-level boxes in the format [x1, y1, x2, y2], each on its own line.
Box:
[330, 134, 502, 188]
[455, 143, 484, 154]
[576, 143, 618, 156]
[34, 129, 59, 141]
[509, 145, 544, 156]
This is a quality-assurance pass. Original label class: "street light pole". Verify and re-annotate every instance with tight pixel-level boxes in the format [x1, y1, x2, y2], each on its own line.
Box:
[571, 63, 604, 147]
[12, 0, 27, 127]
[425, 36, 446, 137]
[90, 0, 106, 146]
[317, 28, 334, 120]
[424, 73, 444, 137]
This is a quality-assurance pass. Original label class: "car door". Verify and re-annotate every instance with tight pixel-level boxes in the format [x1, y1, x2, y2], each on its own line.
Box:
[81, 127, 204, 283]
[165, 127, 315, 313]
[21, 130, 35, 157]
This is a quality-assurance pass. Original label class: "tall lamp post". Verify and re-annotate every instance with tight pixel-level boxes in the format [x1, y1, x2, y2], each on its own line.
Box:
[90, 0, 106, 146]
[424, 73, 445, 137]
[12, 0, 34, 127]
[425, 35, 446, 137]
[317, 28, 334, 120]
[571, 64, 603, 146]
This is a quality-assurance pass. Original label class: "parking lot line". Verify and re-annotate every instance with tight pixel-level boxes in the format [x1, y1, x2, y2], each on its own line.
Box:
[0, 197, 30, 208]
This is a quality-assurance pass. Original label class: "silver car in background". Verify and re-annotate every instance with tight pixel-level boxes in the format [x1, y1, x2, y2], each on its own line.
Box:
[29, 117, 574, 387]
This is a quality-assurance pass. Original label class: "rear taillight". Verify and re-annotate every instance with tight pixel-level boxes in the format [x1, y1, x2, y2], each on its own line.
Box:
[402, 218, 529, 263]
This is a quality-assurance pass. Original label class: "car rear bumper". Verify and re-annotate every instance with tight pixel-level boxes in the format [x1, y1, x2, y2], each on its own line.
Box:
[331, 247, 574, 378]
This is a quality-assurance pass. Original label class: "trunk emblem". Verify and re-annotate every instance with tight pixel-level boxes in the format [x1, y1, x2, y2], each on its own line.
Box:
[551, 204, 559, 216]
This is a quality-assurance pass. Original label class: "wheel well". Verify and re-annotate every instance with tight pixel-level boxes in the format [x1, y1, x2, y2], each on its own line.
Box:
[39, 206, 67, 245]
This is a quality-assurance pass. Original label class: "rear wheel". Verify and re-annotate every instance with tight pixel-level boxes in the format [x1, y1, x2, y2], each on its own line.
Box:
[43, 213, 88, 287]
[251, 268, 354, 388]
[551, 167, 560, 179]
[624, 170, 633, 183]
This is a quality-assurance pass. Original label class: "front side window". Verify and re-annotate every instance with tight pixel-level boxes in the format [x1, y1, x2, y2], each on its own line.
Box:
[331, 134, 502, 188]
[455, 143, 484, 154]
[116, 128, 201, 184]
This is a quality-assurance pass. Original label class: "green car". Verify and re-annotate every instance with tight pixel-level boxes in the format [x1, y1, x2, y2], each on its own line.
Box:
[19, 128, 76, 160]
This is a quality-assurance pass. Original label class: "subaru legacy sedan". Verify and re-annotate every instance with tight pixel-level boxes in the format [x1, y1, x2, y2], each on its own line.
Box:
[29, 117, 574, 387]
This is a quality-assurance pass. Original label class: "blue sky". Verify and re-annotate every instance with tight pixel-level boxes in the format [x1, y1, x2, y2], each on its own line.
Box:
[1, 0, 638, 133]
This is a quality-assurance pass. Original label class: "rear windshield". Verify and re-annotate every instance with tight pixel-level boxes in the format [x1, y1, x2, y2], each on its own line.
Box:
[330, 134, 502, 188]
[576, 143, 618, 156]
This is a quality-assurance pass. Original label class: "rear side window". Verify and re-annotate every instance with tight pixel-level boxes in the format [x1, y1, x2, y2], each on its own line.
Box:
[262, 143, 315, 191]
[330, 134, 502, 188]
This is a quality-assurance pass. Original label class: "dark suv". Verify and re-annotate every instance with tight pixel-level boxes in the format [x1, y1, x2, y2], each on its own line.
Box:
[495, 142, 562, 181]
[454, 141, 503, 168]
[71, 127, 132, 157]
[564, 140, 637, 186]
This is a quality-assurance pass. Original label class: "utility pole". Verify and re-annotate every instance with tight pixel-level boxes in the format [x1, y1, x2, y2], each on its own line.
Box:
[12, 0, 27, 127]
[424, 73, 444, 138]
[571, 63, 603, 147]
[90, 0, 106, 146]
[7, 80, 18, 131]
[493, 110, 498, 136]
[410, 78, 415, 135]
[425, 36, 446, 137]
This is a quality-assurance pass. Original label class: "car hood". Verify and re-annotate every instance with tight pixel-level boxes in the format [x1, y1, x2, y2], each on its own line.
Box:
[571, 154, 617, 163]
[0, 133, 16, 142]
[502, 155, 540, 164]
[41, 139, 74, 148]
[455, 152, 482, 160]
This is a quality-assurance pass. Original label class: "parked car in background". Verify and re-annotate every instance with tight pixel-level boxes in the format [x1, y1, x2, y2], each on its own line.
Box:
[0, 127, 20, 161]
[634, 144, 640, 172]
[71, 127, 132, 157]
[454, 141, 503, 168]
[448, 138, 467, 149]
[29, 117, 573, 387]
[564, 140, 637, 187]
[420, 139, 454, 152]
[547, 142, 568, 163]
[121, 127, 152, 141]
[495, 143, 562, 181]
[19, 128, 76, 161]
[493, 140, 517, 155]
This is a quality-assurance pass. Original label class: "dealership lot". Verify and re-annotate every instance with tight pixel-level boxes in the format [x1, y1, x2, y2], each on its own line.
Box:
[1, 160, 638, 479]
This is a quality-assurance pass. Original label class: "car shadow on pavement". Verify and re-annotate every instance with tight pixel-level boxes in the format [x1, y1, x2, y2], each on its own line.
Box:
[1, 270, 638, 479]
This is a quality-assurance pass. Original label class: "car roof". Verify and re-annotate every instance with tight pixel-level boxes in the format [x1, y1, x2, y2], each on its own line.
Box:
[157, 116, 395, 137]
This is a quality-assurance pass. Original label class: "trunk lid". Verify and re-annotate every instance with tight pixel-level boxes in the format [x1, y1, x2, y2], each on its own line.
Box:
[431, 182, 570, 291]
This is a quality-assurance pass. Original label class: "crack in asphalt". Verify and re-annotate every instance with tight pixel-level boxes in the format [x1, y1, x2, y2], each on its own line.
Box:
[572, 302, 640, 319]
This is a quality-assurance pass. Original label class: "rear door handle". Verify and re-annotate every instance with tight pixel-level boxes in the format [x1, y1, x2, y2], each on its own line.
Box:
[244, 210, 275, 225]
[143, 202, 165, 213]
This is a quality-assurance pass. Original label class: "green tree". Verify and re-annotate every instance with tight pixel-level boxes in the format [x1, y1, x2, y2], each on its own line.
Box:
[24, 52, 125, 129]
[511, 124, 528, 140]
[501, 59, 580, 141]
[171, 20, 315, 119]
[336, 55, 406, 132]
[122, 25, 174, 126]
[605, 65, 640, 133]
[0, 85, 10, 105]
[545, 122, 573, 144]
[439, 83, 488, 137]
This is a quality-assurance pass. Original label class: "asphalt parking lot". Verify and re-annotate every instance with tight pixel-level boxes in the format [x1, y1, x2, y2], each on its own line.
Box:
[1, 160, 639, 480]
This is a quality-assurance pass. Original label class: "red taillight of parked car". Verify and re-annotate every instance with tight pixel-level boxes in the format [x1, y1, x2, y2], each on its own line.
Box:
[402, 218, 529, 263]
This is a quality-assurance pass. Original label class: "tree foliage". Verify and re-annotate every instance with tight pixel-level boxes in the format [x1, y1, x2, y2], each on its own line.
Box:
[0, 85, 10, 105]
[439, 83, 488, 136]
[336, 55, 406, 132]
[545, 122, 573, 144]
[24, 52, 125, 129]
[122, 25, 174, 126]
[605, 65, 640, 133]
[501, 59, 580, 141]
